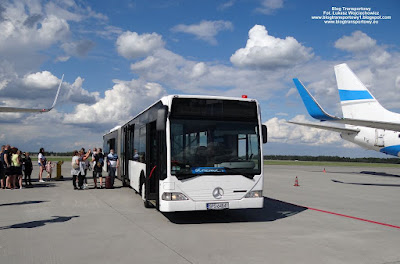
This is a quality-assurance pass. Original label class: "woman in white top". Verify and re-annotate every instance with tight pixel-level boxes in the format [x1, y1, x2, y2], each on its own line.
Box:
[37, 148, 46, 183]
[71, 149, 91, 190]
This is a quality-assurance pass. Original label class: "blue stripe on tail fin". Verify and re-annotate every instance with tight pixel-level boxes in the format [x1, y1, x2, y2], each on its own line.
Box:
[338, 90, 373, 101]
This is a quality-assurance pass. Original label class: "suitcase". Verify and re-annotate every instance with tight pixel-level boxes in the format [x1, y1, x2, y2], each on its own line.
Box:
[105, 176, 113, 189]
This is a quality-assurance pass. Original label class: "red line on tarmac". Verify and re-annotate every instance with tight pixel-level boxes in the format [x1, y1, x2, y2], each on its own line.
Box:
[307, 207, 400, 230]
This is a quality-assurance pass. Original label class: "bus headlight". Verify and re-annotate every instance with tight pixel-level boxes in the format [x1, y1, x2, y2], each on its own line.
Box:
[245, 190, 262, 198]
[162, 192, 189, 201]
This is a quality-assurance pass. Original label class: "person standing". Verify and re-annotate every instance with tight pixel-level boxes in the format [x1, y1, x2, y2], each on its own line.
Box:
[107, 149, 119, 187]
[92, 148, 104, 189]
[45, 161, 54, 181]
[91, 148, 97, 183]
[71, 149, 91, 190]
[80, 148, 89, 189]
[12, 149, 23, 189]
[0, 145, 5, 189]
[4, 145, 13, 189]
[71, 150, 80, 190]
[38, 148, 46, 183]
[22, 152, 33, 187]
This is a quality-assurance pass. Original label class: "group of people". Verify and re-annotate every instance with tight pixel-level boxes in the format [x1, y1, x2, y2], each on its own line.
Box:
[0, 146, 57, 190]
[1, 144, 120, 190]
[71, 148, 119, 190]
[0, 145, 33, 189]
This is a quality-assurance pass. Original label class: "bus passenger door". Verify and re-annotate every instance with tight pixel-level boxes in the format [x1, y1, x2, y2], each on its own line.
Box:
[145, 121, 160, 207]
[123, 124, 134, 186]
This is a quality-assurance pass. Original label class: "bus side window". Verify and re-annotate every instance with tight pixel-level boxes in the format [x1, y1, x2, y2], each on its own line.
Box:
[139, 126, 146, 162]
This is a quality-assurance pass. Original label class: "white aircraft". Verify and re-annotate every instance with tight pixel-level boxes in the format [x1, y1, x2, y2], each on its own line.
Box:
[0, 75, 63, 113]
[290, 63, 400, 157]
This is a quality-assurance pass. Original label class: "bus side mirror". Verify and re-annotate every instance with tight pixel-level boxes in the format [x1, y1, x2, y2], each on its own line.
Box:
[156, 106, 168, 131]
[262, 125, 267, 144]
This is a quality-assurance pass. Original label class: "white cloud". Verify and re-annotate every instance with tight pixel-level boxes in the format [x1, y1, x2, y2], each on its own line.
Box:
[44, 1, 83, 22]
[218, 0, 235, 10]
[172, 20, 233, 45]
[396, 76, 400, 89]
[64, 79, 166, 125]
[190, 62, 208, 78]
[1, 109, 103, 152]
[116, 31, 164, 60]
[23, 71, 60, 89]
[265, 115, 345, 146]
[95, 25, 123, 39]
[230, 25, 313, 69]
[0, 11, 69, 52]
[256, 0, 284, 14]
[0, 70, 99, 108]
[64, 77, 100, 104]
[129, 48, 286, 99]
[55, 56, 71, 62]
[61, 39, 96, 57]
[334, 31, 377, 53]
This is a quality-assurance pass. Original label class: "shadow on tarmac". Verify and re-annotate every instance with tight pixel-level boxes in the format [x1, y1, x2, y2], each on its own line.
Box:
[163, 197, 307, 224]
[316, 170, 400, 178]
[30, 183, 57, 188]
[332, 179, 400, 187]
[0, 216, 79, 230]
[360, 171, 400, 178]
[0, 200, 48, 207]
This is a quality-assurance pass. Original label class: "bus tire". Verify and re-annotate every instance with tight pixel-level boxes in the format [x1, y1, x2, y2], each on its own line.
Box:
[139, 171, 145, 195]
[141, 183, 152, 208]
[122, 176, 129, 187]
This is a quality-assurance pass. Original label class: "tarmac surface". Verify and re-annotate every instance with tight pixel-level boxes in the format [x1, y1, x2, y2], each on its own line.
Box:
[0, 163, 400, 264]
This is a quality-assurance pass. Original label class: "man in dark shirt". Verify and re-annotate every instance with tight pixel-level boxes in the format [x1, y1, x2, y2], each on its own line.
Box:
[92, 148, 105, 189]
[3, 145, 12, 189]
[0, 145, 5, 189]
[22, 152, 33, 187]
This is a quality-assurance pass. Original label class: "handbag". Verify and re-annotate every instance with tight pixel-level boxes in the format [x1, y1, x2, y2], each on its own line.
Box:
[72, 161, 79, 169]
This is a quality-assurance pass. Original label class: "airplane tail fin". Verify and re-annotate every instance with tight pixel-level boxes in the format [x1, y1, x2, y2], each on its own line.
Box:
[292, 78, 337, 121]
[334, 64, 389, 120]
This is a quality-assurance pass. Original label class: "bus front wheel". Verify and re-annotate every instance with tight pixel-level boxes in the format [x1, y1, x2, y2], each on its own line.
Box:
[141, 183, 152, 208]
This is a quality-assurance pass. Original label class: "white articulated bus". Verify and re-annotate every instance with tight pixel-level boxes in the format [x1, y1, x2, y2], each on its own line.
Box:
[103, 95, 267, 212]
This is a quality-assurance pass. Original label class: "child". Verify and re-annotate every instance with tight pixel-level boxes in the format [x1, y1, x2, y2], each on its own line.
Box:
[46, 161, 55, 181]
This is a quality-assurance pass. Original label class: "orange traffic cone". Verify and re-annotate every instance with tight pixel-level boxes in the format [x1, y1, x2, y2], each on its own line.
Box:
[323, 168, 326, 173]
[294, 176, 300, 187]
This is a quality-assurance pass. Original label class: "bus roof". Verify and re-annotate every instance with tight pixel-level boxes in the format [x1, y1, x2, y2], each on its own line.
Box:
[103, 94, 258, 137]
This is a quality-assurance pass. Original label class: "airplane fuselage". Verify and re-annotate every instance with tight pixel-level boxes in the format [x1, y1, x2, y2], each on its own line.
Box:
[340, 127, 400, 157]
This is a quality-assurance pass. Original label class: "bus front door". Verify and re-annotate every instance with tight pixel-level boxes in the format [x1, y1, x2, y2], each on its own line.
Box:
[145, 121, 160, 208]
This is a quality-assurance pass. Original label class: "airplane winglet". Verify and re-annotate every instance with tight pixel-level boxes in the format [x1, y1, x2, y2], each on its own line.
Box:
[292, 78, 338, 121]
[46, 74, 64, 112]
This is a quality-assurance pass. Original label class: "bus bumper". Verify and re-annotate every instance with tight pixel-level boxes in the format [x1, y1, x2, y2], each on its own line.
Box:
[159, 197, 264, 212]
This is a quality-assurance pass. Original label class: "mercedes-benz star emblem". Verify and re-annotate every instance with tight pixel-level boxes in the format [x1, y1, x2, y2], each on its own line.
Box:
[213, 187, 224, 199]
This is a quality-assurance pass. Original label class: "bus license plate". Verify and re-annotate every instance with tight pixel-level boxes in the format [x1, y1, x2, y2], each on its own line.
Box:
[207, 202, 229, 210]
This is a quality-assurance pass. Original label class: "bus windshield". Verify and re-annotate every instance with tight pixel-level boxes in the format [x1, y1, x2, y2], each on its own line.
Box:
[170, 119, 261, 178]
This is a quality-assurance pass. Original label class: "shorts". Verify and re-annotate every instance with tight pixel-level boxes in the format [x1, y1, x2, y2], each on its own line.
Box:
[15, 167, 22, 175]
[10, 166, 22, 175]
[5, 166, 13, 176]
[0, 166, 4, 179]
[93, 171, 102, 178]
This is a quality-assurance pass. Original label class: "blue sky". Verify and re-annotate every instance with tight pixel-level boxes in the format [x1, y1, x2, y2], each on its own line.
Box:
[1, 0, 399, 157]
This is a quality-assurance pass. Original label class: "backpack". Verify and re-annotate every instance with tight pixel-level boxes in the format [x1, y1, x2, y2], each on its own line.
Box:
[96, 154, 104, 168]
